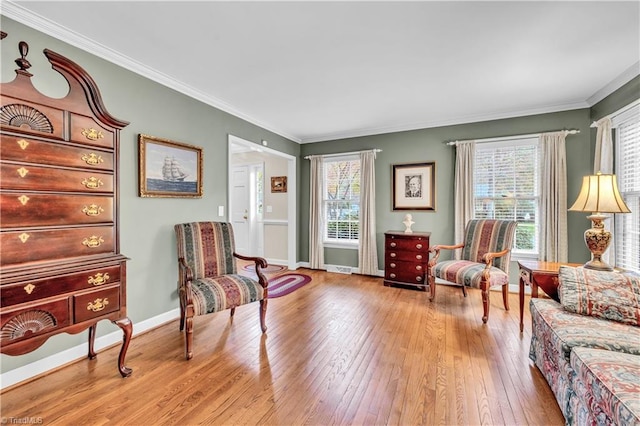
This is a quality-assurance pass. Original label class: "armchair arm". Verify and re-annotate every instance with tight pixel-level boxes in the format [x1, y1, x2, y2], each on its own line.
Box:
[428, 243, 464, 266]
[481, 248, 511, 266]
[177, 257, 194, 306]
[234, 252, 269, 289]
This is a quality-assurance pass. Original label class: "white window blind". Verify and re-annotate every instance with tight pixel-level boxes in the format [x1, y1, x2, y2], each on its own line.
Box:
[614, 104, 640, 273]
[323, 155, 360, 244]
[474, 138, 540, 255]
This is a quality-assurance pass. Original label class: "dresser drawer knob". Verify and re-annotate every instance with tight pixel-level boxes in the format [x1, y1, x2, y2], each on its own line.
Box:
[390, 253, 396, 258]
[81, 128, 104, 141]
[82, 177, 104, 189]
[82, 235, 104, 248]
[18, 195, 30, 205]
[82, 204, 104, 216]
[88, 272, 110, 286]
[416, 244, 423, 249]
[390, 273, 396, 279]
[24, 283, 36, 294]
[81, 153, 105, 166]
[87, 298, 109, 312]
[390, 242, 397, 248]
[17, 139, 29, 150]
[416, 265, 423, 271]
[389, 263, 396, 268]
[16, 167, 29, 178]
[415, 254, 422, 260]
[416, 276, 423, 282]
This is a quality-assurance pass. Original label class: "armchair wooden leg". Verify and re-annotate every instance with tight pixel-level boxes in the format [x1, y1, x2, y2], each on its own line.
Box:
[481, 283, 490, 324]
[185, 316, 194, 360]
[428, 275, 436, 301]
[259, 299, 268, 333]
[461, 285, 468, 297]
[179, 299, 185, 331]
[230, 307, 236, 317]
[502, 284, 510, 311]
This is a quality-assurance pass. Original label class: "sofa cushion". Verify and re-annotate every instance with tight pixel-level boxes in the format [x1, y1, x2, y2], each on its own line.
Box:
[558, 266, 640, 326]
[570, 347, 640, 426]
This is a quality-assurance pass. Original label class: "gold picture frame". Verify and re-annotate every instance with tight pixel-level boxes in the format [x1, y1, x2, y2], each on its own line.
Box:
[138, 134, 203, 198]
[392, 162, 436, 210]
[271, 176, 287, 193]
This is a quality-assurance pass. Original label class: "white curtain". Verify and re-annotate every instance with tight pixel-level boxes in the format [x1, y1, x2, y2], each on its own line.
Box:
[454, 141, 475, 252]
[593, 117, 615, 264]
[358, 151, 378, 275]
[309, 155, 324, 270]
[539, 131, 568, 262]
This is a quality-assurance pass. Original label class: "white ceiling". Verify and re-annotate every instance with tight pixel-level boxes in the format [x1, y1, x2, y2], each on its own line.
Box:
[4, 1, 639, 143]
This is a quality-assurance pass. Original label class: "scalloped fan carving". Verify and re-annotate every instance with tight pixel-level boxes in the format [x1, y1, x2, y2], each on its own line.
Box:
[1, 310, 57, 341]
[0, 103, 53, 133]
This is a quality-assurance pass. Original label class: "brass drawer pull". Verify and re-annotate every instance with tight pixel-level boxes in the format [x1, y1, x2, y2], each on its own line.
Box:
[18, 233, 30, 243]
[390, 242, 397, 247]
[24, 283, 36, 294]
[18, 195, 30, 205]
[416, 244, 423, 249]
[82, 235, 104, 248]
[416, 265, 423, 271]
[416, 254, 422, 260]
[81, 128, 104, 141]
[390, 253, 396, 258]
[88, 272, 110, 286]
[416, 276, 423, 282]
[87, 298, 109, 312]
[389, 263, 396, 268]
[82, 204, 104, 216]
[82, 177, 104, 189]
[390, 273, 396, 279]
[17, 139, 29, 150]
[81, 153, 104, 166]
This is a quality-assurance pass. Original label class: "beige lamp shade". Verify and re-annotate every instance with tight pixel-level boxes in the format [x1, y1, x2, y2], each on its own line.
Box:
[569, 173, 630, 214]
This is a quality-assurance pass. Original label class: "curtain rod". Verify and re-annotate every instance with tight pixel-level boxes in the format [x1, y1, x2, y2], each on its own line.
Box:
[445, 129, 580, 146]
[304, 148, 382, 160]
[590, 98, 640, 127]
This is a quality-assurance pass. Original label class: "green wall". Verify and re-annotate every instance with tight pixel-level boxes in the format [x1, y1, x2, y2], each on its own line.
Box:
[0, 17, 301, 374]
[300, 109, 595, 269]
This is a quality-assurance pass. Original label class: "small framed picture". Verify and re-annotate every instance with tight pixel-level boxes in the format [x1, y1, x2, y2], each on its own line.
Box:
[271, 176, 287, 193]
[392, 162, 436, 210]
[138, 134, 203, 198]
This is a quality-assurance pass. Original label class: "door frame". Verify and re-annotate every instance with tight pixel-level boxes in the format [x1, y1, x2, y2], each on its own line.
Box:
[228, 134, 297, 270]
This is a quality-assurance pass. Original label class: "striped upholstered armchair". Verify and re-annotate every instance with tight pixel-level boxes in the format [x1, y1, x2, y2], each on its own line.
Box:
[428, 219, 517, 323]
[174, 222, 268, 360]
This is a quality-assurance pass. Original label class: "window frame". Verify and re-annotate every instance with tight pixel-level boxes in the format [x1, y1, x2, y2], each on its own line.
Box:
[322, 154, 361, 249]
[472, 137, 541, 260]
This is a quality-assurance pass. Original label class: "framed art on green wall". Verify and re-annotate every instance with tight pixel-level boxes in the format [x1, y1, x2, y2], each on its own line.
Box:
[138, 134, 203, 198]
[392, 162, 436, 211]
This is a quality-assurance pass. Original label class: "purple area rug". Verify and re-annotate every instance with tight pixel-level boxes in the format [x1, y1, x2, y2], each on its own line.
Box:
[267, 273, 312, 298]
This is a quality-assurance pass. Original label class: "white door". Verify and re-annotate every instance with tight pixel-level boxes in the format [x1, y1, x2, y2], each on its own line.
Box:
[231, 165, 250, 254]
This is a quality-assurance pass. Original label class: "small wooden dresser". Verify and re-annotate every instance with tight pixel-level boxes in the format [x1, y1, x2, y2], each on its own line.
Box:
[0, 38, 132, 377]
[383, 231, 431, 290]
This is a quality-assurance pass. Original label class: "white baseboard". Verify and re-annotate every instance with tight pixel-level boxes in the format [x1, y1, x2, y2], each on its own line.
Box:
[0, 308, 180, 390]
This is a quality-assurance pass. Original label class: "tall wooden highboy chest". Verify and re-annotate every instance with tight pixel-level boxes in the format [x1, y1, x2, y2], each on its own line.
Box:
[0, 36, 132, 377]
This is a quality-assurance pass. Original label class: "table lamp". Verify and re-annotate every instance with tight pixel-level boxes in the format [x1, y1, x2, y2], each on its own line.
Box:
[569, 172, 630, 271]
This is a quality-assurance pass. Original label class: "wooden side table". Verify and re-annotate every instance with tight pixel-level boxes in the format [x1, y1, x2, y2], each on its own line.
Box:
[518, 260, 581, 332]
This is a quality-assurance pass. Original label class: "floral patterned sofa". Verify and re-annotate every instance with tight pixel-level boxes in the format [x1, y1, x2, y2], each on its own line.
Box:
[529, 266, 640, 425]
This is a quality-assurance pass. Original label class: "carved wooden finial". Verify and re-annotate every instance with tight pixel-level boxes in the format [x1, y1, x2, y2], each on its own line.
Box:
[15, 41, 33, 76]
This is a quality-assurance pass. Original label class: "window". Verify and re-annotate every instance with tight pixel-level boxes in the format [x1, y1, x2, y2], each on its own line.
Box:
[474, 138, 540, 256]
[323, 155, 360, 245]
[614, 104, 640, 273]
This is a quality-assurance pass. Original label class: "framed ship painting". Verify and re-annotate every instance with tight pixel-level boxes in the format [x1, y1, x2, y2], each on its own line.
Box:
[138, 134, 203, 198]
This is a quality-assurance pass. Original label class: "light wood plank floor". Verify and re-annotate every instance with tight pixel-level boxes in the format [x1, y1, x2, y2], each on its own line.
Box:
[1, 269, 563, 425]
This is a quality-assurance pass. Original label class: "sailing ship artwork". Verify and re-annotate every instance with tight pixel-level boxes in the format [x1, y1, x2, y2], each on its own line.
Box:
[138, 134, 203, 198]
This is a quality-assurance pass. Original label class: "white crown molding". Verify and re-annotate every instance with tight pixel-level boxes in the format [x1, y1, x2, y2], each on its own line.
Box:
[586, 61, 640, 106]
[1, 2, 302, 143]
[299, 100, 590, 143]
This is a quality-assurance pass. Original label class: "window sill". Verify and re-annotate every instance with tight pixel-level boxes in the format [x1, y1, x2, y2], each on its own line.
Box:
[323, 241, 358, 250]
[510, 252, 539, 262]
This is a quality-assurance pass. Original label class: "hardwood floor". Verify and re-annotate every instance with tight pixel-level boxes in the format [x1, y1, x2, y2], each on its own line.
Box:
[1, 268, 564, 425]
